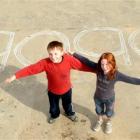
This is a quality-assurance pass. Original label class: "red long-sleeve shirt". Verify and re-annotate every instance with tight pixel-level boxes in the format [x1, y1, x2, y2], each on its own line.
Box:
[15, 54, 95, 95]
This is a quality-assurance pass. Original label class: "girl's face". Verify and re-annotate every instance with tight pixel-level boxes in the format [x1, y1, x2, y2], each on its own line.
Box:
[101, 59, 112, 74]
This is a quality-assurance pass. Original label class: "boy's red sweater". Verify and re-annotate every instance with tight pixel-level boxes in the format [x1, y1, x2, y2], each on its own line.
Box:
[15, 54, 94, 95]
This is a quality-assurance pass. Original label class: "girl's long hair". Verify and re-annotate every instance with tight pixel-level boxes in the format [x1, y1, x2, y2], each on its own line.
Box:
[97, 52, 117, 80]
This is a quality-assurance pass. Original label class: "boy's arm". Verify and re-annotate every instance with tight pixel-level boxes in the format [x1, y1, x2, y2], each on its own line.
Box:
[5, 59, 46, 83]
[73, 53, 97, 69]
[15, 59, 46, 79]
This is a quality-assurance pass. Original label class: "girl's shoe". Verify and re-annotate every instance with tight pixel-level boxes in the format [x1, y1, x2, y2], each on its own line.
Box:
[105, 121, 112, 134]
[93, 120, 103, 132]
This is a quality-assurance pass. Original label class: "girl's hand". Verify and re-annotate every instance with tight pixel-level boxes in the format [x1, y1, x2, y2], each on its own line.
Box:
[66, 50, 74, 55]
[5, 75, 16, 83]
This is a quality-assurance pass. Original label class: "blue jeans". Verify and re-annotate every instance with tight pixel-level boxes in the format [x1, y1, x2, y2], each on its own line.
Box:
[48, 88, 75, 119]
[94, 96, 115, 117]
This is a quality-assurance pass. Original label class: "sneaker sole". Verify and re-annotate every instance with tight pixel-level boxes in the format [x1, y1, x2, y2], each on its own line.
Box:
[64, 114, 78, 122]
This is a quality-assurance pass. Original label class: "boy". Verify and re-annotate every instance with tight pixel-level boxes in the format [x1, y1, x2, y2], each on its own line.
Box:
[5, 41, 94, 124]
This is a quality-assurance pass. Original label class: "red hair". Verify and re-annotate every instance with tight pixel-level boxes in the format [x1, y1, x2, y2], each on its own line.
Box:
[97, 52, 117, 80]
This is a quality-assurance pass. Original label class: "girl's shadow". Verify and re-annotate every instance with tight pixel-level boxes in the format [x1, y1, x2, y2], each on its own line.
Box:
[0, 65, 96, 128]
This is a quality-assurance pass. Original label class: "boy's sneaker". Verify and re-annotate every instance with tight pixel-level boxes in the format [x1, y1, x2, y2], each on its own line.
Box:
[93, 120, 103, 132]
[105, 121, 112, 134]
[48, 117, 56, 124]
[65, 114, 78, 122]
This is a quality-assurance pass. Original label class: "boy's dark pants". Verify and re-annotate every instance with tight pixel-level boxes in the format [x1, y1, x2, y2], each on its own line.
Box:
[48, 88, 75, 119]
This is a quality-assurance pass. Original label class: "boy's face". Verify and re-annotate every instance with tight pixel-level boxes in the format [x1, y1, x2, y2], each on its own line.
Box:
[48, 47, 64, 63]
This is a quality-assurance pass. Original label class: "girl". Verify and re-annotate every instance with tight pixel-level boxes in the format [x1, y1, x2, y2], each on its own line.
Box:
[73, 52, 140, 134]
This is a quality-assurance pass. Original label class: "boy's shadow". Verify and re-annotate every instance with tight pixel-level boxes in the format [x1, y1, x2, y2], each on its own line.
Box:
[0, 65, 96, 127]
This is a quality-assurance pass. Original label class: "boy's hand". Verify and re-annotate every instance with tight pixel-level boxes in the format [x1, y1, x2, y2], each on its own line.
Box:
[5, 75, 16, 83]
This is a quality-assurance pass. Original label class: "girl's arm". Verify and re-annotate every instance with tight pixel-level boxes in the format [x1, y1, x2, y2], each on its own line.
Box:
[68, 54, 95, 73]
[117, 71, 140, 85]
[73, 53, 97, 69]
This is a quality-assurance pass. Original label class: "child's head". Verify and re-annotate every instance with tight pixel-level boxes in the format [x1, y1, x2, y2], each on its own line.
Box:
[97, 52, 117, 80]
[47, 41, 64, 63]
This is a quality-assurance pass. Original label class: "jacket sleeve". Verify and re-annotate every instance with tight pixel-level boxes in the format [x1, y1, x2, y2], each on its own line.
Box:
[73, 53, 97, 69]
[15, 59, 46, 79]
[68, 54, 95, 73]
[116, 71, 140, 85]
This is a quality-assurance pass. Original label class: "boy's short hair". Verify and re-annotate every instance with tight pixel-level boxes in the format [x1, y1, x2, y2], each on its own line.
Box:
[47, 41, 63, 50]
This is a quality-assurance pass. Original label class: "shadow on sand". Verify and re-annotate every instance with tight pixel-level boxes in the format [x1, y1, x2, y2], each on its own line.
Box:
[0, 65, 96, 128]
